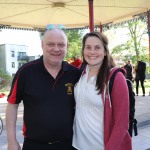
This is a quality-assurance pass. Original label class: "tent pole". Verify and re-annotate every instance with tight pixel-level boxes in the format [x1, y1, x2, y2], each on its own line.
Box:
[100, 22, 102, 32]
[148, 10, 150, 66]
[88, 0, 94, 32]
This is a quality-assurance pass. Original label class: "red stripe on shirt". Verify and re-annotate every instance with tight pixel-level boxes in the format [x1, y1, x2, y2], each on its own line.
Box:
[8, 79, 18, 104]
[23, 121, 27, 137]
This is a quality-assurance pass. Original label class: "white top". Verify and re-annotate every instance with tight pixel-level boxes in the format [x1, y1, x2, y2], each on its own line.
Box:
[73, 65, 104, 150]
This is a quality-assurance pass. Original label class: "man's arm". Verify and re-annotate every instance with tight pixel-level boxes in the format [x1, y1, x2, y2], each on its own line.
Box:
[6, 103, 21, 150]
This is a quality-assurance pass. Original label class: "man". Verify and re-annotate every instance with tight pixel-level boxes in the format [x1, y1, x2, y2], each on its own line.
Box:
[124, 60, 134, 82]
[6, 27, 81, 150]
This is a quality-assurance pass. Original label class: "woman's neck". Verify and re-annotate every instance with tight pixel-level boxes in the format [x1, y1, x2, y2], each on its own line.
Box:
[87, 65, 99, 80]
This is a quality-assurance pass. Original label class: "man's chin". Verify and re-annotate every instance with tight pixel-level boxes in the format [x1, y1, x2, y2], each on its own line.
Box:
[51, 61, 62, 66]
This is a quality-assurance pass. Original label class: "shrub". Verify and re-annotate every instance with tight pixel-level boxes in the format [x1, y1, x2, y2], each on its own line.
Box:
[0, 68, 11, 91]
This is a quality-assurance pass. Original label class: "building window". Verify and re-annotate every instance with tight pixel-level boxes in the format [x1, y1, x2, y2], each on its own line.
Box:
[12, 62, 15, 68]
[18, 62, 21, 68]
[18, 52, 26, 57]
[18, 62, 25, 68]
[11, 51, 15, 57]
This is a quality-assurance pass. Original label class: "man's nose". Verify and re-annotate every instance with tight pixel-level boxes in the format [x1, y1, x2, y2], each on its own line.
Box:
[53, 45, 59, 51]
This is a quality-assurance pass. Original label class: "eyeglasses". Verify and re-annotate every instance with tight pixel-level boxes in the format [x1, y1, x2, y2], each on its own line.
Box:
[46, 24, 66, 30]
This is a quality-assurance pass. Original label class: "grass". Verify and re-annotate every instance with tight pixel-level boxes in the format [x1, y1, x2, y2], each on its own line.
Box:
[1, 91, 9, 95]
[0, 90, 9, 96]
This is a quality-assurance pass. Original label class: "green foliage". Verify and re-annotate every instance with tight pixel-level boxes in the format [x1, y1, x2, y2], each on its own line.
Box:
[124, 19, 147, 61]
[147, 65, 150, 75]
[65, 29, 84, 60]
[0, 68, 11, 91]
[111, 18, 149, 69]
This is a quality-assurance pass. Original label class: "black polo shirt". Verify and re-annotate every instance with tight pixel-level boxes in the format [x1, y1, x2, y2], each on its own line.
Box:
[8, 56, 81, 142]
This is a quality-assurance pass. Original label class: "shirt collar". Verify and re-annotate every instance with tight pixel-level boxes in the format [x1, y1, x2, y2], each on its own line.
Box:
[39, 55, 70, 72]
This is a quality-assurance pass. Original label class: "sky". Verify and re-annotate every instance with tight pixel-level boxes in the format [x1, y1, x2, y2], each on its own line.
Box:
[0, 28, 90, 57]
[0, 28, 148, 58]
[0, 28, 127, 56]
[0, 29, 42, 56]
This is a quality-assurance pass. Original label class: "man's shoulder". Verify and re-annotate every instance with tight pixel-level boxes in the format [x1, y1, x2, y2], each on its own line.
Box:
[17, 58, 41, 74]
[63, 61, 82, 75]
[63, 61, 79, 70]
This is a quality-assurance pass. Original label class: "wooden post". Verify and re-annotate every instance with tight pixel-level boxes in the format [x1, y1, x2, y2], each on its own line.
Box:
[88, 0, 94, 32]
[147, 10, 150, 65]
[100, 22, 102, 32]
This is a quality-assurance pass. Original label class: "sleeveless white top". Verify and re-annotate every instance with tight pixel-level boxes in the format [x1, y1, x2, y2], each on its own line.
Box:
[73, 65, 104, 150]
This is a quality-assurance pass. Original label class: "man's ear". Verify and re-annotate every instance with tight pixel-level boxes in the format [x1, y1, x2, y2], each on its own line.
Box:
[41, 40, 44, 50]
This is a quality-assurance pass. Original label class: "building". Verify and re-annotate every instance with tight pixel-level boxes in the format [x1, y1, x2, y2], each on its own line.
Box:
[0, 44, 28, 76]
[28, 55, 41, 62]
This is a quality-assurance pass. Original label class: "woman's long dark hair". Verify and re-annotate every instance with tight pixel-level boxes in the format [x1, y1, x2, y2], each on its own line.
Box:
[82, 31, 116, 93]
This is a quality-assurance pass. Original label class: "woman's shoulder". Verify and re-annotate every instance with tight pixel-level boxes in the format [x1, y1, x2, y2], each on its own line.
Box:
[109, 67, 125, 79]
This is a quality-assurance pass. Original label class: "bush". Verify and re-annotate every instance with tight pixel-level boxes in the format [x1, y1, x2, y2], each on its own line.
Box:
[0, 68, 11, 91]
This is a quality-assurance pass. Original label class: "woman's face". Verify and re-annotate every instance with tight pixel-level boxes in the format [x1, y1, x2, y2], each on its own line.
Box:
[83, 36, 106, 68]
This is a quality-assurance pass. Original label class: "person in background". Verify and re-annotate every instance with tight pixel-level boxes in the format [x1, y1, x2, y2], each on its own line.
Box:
[71, 55, 82, 68]
[121, 62, 126, 68]
[6, 25, 81, 150]
[124, 60, 134, 82]
[135, 60, 146, 96]
[72, 31, 132, 150]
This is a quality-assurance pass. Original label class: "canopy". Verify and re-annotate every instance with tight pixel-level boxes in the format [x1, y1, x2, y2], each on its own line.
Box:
[0, 0, 150, 30]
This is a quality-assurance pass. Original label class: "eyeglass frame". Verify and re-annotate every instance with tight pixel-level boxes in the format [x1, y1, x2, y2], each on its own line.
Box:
[40, 24, 66, 40]
[46, 24, 66, 30]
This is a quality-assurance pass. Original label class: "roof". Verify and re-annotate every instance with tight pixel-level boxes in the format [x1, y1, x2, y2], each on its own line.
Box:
[0, 0, 149, 30]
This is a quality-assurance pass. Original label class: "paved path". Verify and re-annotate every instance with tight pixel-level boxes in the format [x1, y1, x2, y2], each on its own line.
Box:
[0, 95, 150, 150]
[132, 95, 150, 150]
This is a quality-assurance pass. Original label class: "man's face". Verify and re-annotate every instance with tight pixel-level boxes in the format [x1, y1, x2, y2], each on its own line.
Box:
[42, 29, 67, 67]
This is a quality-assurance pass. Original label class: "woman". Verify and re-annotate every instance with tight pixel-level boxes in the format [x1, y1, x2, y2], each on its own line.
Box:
[135, 60, 146, 96]
[72, 32, 132, 150]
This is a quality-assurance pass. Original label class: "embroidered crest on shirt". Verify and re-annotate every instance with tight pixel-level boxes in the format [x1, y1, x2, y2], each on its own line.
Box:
[65, 83, 73, 95]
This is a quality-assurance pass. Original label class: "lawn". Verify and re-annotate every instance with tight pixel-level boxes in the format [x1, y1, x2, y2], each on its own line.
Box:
[0, 91, 9, 96]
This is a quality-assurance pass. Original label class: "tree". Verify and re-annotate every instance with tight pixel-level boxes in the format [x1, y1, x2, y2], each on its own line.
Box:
[65, 29, 84, 60]
[110, 18, 148, 65]
[125, 19, 148, 61]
